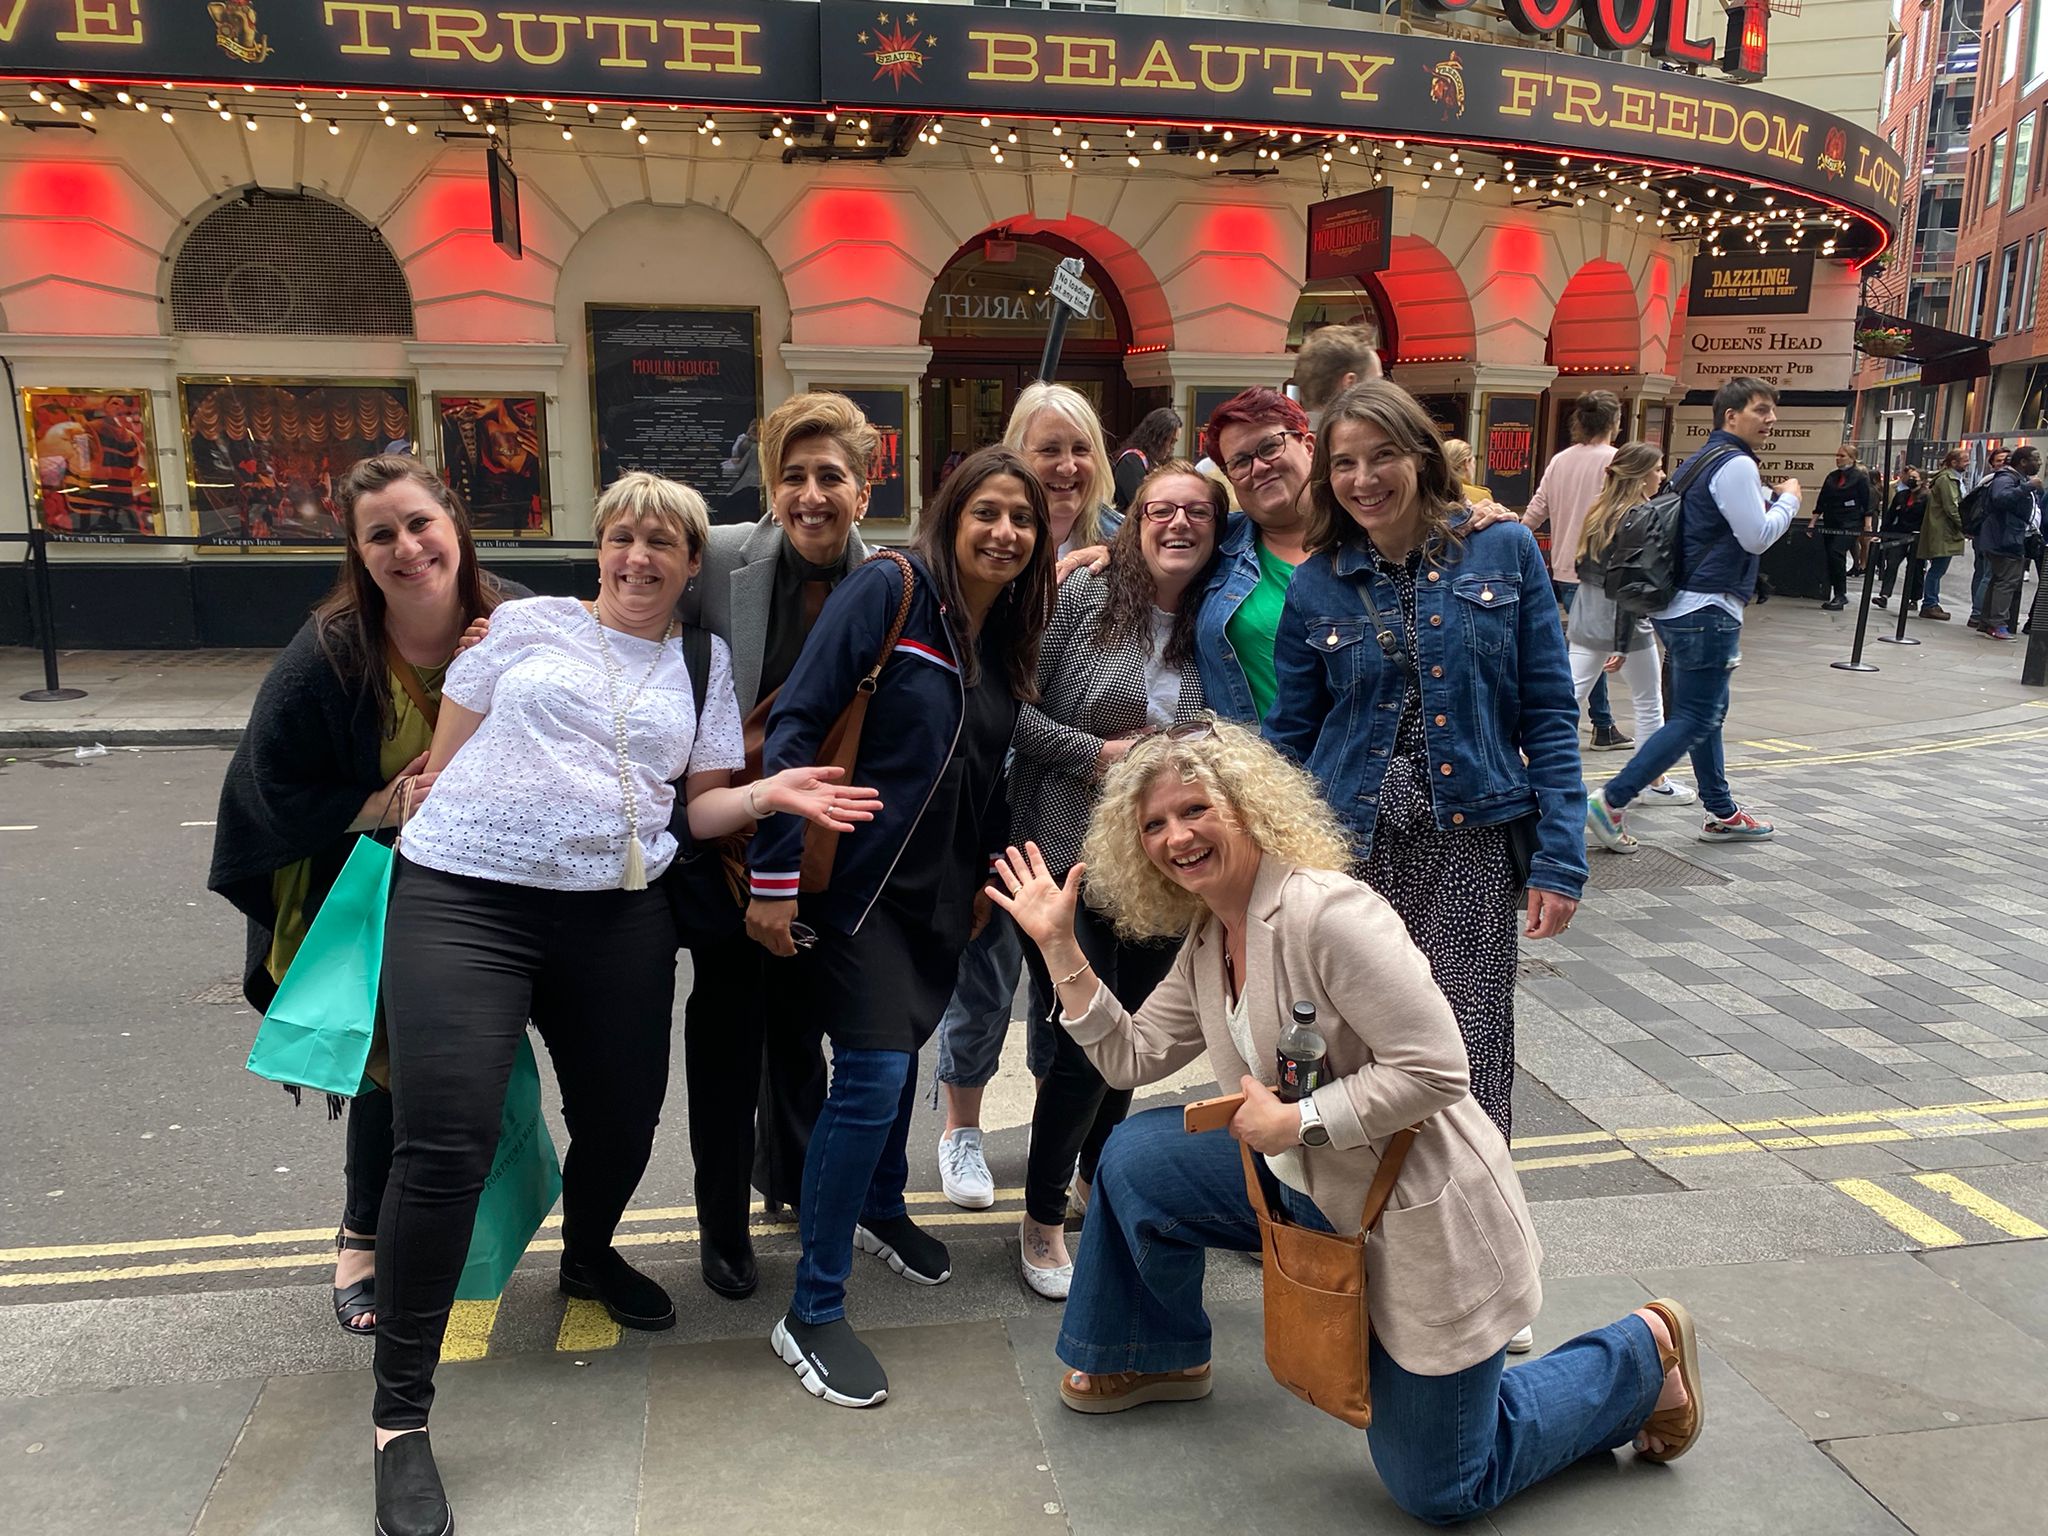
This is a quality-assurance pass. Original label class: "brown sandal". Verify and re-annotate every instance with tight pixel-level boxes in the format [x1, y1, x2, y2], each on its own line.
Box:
[1059, 1364, 1213, 1414]
[1637, 1298, 1706, 1462]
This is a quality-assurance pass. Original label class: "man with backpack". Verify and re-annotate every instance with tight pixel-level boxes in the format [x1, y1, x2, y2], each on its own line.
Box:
[1974, 445, 2043, 642]
[1587, 375, 1799, 850]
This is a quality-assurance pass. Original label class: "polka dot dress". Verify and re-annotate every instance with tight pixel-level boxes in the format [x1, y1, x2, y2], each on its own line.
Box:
[1361, 547, 1520, 1142]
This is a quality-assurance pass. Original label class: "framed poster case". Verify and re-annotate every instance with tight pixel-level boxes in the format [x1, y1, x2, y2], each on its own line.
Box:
[433, 393, 550, 537]
[815, 383, 912, 524]
[20, 387, 166, 542]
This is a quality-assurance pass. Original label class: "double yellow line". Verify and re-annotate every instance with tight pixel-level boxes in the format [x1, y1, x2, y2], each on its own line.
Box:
[1833, 1174, 2048, 1247]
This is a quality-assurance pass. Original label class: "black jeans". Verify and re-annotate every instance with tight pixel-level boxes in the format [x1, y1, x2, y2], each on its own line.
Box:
[1986, 554, 2028, 631]
[373, 860, 679, 1429]
[342, 1086, 393, 1235]
[1821, 519, 1862, 601]
[1876, 538, 1919, 602]
[683, 932, 827, 1240]
[1021, 905, 1180, 1226]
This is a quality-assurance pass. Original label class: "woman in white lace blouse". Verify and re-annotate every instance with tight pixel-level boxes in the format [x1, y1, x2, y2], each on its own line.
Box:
[367, 472, 875, 1536]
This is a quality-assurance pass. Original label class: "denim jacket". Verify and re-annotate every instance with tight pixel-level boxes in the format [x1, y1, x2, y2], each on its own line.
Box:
[1193, 512, 1264, 724]
[1263, 519, 1588, 900]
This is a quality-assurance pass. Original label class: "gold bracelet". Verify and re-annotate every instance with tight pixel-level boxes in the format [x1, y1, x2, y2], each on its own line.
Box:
[1055, 961, 1093, 989]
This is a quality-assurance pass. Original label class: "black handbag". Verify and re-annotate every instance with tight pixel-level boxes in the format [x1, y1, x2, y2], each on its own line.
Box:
[1504, 812, 1539, 891]
[658, 626, 749, 950]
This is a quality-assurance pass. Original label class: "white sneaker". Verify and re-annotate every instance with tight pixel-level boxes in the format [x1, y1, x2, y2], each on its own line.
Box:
[1507, 1324, 1535, 1355]
[1645, 778, 1699, 805]
[938, 1127, 995, 1210]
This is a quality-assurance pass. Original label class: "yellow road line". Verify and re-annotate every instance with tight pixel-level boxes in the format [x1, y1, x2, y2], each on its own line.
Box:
[1911, 1174, 2048, 1239]
[1506, 1148, 1640, 1173]
[1730, 725, 2048, 773]
[554, 1297, 622, 1353]
[442, 1300, 499, 1362]
[1832, 1179, 1966, 1247]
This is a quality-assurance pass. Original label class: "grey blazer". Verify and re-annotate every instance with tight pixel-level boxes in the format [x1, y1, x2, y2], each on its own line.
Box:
[1064, 858, 1544, 1376]
[678, 514, 871, 715]
[1010, 569, 1206, 878]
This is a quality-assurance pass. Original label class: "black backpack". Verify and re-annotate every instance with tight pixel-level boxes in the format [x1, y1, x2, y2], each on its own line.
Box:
[1958, 478, 1991, 538]
[659, 624, 746, 950]
[1603, 444, 1739, 615]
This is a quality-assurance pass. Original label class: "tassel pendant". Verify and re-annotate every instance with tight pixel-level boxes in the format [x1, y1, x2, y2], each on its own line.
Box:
[622, 832, 649, 892]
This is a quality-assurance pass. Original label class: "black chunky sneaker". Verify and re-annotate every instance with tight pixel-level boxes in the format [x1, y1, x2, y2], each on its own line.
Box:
[374, 1430, 453, 1536]
[854, 1214, 952, 1285]
[771, 1314, 889, 1408]
[559, 1248, 676, 1331]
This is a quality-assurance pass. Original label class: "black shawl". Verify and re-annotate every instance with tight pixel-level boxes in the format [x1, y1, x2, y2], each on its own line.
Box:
[206, 580, 530, 1011]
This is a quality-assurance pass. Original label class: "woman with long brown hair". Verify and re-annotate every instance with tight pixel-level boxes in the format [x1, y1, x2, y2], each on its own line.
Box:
[208, 455, 520, 1341]
[746, 444, 1056, 1409]
[1008, 459, 1222, 1298]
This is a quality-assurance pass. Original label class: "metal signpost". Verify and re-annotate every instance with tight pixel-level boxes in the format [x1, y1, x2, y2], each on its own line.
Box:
[1039, 256, 1096, 383]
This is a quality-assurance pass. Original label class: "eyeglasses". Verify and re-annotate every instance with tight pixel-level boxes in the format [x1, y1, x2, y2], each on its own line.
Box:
[1138, 500, 1218, 524]
[1221, 429, 1304, 481]
[788, 920, 819, 953]
[1131, 715, 1220, 747]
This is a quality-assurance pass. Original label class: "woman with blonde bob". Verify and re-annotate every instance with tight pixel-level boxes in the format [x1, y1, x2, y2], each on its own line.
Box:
[987, 720, 1707, 1524]
[1568, 443, 1695, 836]
[368, 472, 877, 1536]
[1003, 380, 1123, 555]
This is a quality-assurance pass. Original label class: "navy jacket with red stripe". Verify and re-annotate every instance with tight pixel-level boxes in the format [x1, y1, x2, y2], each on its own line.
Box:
[748, 551, 1008, 935]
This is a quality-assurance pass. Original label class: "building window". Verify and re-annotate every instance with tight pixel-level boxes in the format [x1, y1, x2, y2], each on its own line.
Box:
[2014, 113, 2037, 208]
[1997, 243, 2022, 333]
[1990, 131, 2008, 206]
[2006, 8, 2024, 81]
[1919, 8, 1932, 78]
[2021, 234, 2041, 331]
[2033, 0, 2048, 88]
[1987, 22, 2001, 89]
[1973, 254, 1994, 334]
[170, 191, 414, 336]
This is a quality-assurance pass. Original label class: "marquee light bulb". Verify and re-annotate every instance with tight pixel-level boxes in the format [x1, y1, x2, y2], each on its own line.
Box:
[1127, 153, 1141, 168]
[299, 109, 312, 123]
[711, 133, 722, 145]
[1079, 136, 1091, 150]
[204, 95, 219, 109]
[405, 119, 418, 134]
[587, 101, 599, 115]
[1052, 121, 1062, 136]
[134, 98, 150, 113]
[637, 132, 648, 145]
[1007, 128, 1018, 143]
[116, 89, 131, 104]
[80, 107, 96, 121]
[68, 77, 84, 89]
[621, 114, 637, 130]
[1152, 137, 1163, 150]
[561, 126, 573, 140]
[245, 116, 260, 131]
[857, 117, 870, 131]
[486, 123, 497, 136]
[326, 119, 339, 134]
[979, 115, 990, 127]
[376, 98, 389, 112]
[163, 108, 177, 123]
[1222, 129, 1233, 141]
[1420, 177, 1431, 189]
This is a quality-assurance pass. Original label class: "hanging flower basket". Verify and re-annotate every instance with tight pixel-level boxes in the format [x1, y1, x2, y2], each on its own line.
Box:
[1857, 327, 1912, 358]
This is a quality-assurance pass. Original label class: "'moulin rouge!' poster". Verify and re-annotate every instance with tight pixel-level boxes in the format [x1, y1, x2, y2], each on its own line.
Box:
[588, 305, 763, 523]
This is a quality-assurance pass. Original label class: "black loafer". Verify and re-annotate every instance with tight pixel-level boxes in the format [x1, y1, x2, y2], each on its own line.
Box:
[374, 1431, 453, 1536]
[559, 1249, 676, 1331]
[699, 1230, 759, 1300]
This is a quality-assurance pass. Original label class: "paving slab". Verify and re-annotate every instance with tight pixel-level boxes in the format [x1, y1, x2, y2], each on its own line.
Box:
[0, 1377, 260, 1536]
[639, 1320, 1058, 1535]
[194, 1350, 650, 1536]
[1490, 1276, 1908, 1536]
[1824, 1421, 2048, 1536]
[1915, 1241, 2048, 1348]
[1632, 1253, 2048, 1443]
[1530, 1185, 1911, 1277]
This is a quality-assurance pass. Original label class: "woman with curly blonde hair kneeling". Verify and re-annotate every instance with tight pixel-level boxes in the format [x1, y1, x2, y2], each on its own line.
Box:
[987, 719, 1706, 1525]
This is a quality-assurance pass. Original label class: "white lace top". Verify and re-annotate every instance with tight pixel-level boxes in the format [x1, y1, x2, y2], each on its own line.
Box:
[400, 596, 745, 892]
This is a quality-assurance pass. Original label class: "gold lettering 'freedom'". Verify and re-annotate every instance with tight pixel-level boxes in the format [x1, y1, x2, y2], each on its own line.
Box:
[317, 4, 762, 73]
[968, 28, 1393, 103]
[1498, 66, 1809, 166]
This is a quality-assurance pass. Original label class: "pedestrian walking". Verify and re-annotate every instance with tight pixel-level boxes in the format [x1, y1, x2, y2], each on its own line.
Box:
[1566, 443, 1695, 828]
[750, 446, 1055, 1409]
[677, 390, 877, 1301]
[368, 472, 873, 1536]
[1587, 375, 1798, 852]
[1808, 444, 1873, 609]
[1110, 406, 1182, 513]
[1521, 391, 1632, 750]
[1973, 444, 2042, 642]
[1873, 465, 1925, 609]
[1917, 448, 1966, 619]
[1291, 322, 1381, 426]
[986, 723, 1706, 1524]
[208, 455, 521, 1340]
[1265, 379, 1588, 1149]
[1009, 460, 1222, 1298]
[930, 388, 1125, 1206]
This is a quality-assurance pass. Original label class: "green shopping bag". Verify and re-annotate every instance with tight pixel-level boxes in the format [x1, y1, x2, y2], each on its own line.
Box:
[457, 1032, 563, 1300]
[245, 835, 392, 1098]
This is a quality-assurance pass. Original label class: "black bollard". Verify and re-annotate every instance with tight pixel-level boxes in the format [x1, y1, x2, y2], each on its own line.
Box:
[1830, 536, 1883, 673]
[1878, 540, 1922, 646]
[19, 525, 87, 703]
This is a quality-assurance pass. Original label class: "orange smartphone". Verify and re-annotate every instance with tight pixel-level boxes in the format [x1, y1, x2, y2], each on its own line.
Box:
[1183, 1092, 1245, 1134]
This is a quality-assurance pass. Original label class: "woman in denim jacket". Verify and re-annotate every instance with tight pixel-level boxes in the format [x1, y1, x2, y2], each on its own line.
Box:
[1266, 381, 1587, 1150]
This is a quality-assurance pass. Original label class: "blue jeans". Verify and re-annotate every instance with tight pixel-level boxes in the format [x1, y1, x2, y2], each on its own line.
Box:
[934, 913, 1045, 1090]
[1553, 581, 1615, 729]
[1602, 607, 1742, 821]
[1058, 1108, 1665, 1526]
[791, 1048, 916, 1324]
[1921, 555, 1952, 609]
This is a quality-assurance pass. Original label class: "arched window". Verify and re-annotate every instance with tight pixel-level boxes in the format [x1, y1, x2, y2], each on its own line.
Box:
[170, 191, 414, 336]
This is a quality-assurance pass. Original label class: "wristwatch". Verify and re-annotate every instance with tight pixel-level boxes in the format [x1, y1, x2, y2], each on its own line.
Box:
[1297, 1095, 1330, 1148]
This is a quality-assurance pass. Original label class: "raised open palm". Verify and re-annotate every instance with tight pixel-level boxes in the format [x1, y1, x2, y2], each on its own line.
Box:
[985, 842, 1083, 950]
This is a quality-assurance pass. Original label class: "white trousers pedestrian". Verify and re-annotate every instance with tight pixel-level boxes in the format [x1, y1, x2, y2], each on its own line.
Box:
[1569, 643, 1665, 742]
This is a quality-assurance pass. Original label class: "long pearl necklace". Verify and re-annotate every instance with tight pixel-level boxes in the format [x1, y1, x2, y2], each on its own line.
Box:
[587, 599, 676, 891]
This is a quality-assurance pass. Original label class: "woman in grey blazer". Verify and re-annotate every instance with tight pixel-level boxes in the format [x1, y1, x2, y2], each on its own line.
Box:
[1009, 462, 1223, 1300]
[988, 721, 1706, 1523]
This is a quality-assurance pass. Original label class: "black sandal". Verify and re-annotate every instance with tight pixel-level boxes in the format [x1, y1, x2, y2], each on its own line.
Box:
[334, 1227, 377, 1336]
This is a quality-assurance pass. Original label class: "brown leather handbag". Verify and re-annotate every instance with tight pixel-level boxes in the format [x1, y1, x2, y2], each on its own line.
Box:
[798, 549, 917, 893]
[1239, 1126, 1418, 1429]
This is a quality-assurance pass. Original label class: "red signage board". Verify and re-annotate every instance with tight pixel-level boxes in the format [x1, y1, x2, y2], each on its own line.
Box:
[1306, 189, 1393, 283]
